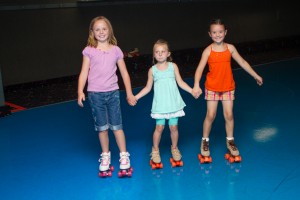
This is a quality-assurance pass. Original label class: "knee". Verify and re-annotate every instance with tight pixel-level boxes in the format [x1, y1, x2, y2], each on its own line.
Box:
[224, 112, 234, 121]
[155, 125, 164, 133]
[169, 125, 178, 133]
[206, 112, 216, 122]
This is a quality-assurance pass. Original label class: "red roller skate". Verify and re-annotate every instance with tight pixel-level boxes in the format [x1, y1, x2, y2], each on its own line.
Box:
[150, 147, 163, 169]
[198, 139, 212, 164]
[225, 139, 242, 163]
[170, 146, 183, 167]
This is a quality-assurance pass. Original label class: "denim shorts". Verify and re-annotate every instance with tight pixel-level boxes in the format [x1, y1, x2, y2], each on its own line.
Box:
[88, 90, 123, 132]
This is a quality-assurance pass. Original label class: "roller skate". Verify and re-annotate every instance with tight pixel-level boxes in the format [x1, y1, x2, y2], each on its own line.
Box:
[170, 146, 183, 167]
[98, 152, 114, 177]
[150, 147, 163, 169]
[118, 152, 133, 177]
[198, 138, 212, 164]
[225, 138, 242, 163]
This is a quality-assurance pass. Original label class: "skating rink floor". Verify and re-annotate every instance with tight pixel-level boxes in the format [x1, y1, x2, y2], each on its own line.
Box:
[1, 58, 300, 200]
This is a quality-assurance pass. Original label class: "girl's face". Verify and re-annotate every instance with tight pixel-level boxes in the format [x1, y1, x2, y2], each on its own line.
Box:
[153, 44, 170, 63]
[92, 20, 110, 43]
[208, 24, 227, 44]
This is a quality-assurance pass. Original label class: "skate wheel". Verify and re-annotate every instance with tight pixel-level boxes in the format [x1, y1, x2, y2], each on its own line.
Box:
[118, 171, 122, 177]
[235, 156, 242, 162]
[225, 153, 230, 160]
[179, 161, 183, 166]
[229, 157, 235, 163]
[159, 163, 163, 168]
[110, 166, 114, 171]
[127, 171, 132, 177]
[108, 171, 112, 177]
[208, 157, 212, 163]
[171, 162, 176, 168]
[122, 170, 126, 175]
[198, 154, 202, 160]
[199, 157, 204, 164]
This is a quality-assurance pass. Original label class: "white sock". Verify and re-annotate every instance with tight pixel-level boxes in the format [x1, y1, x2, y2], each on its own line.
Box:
[202, 137, 209, 142]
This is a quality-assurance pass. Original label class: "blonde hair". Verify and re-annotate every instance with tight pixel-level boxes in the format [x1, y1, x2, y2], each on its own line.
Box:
[152, 39, 173, 65]
[87, 16, 117, 47]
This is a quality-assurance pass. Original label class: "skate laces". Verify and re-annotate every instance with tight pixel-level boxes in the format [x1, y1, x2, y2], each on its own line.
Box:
[228, 140, 237, 151]
[171, 147, 182, 160]
[99, 153, 110, 166]
[151, 149, 160, 159]
[119, 152, 130, 165]
[202, 140, 209, 151]
[172, 147, 181, 157]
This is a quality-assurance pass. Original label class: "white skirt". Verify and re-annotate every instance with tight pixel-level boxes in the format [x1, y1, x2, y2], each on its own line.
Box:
[151, 109, 185, 119]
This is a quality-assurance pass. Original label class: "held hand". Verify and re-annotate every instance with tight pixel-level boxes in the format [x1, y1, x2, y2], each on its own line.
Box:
[255, 75, 263, 86]
[192, 87, 202, 99]
[127, 94, 137, 106]
[77, 93, 86, 107]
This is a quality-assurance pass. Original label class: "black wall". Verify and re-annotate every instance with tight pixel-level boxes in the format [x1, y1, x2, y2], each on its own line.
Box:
[0, 1, 299, 86]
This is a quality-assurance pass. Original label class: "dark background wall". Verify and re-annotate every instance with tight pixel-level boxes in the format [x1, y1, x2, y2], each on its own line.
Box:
[0, 0, 299, 86]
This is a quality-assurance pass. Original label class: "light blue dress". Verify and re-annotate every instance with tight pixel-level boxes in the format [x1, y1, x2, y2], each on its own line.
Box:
[151, 62, 186, 119]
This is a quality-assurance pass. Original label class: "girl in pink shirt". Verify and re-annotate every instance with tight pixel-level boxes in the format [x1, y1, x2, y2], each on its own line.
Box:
[78, 16, 136, 176]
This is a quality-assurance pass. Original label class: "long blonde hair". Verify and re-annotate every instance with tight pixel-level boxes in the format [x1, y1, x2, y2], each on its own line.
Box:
[87, 16, 117, 47]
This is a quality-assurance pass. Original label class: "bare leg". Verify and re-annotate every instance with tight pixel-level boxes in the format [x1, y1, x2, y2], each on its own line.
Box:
[99, 130, 109, 152]
[153, 125, 164, 150]
[203, 100, 218, 138]
[221, 100, 234, 138]
[113, 129, 127, 152]
[169, 125, 179, 148]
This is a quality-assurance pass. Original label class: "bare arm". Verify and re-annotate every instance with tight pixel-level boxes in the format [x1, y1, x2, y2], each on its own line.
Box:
[229, 44, 263, 86]
[192, 47, 210, 98]
[117, 58, 137, 106]
[173, 63, 192, 94]
[77, 56, 90, 107]
[135, 68, 153, 100]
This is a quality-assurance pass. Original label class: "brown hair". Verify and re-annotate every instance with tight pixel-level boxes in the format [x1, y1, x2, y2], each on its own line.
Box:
[209, 18, 226, 31]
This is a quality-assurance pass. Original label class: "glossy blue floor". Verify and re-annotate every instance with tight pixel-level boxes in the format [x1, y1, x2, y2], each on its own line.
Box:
[1, 58, 300, 200]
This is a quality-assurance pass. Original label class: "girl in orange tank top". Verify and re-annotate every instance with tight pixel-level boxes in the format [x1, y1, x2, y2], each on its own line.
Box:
[192, 19, 263, 162]
[205, 44, 235, 92]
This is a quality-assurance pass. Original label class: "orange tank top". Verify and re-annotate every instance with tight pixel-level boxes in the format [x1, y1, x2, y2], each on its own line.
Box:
[205, 45, 235, 92]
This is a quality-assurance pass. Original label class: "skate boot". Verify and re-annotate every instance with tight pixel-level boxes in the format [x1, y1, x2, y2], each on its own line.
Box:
[201, 139, 210, 157]
[198, 139, 212, 163]
[99, 152, 111, 171]
[118, 152, 133, 177]
[225, 139, 242, 163]
[98, 152, 114, 177]
[170, 146, 183, 167]
[150, 147, 163, 169]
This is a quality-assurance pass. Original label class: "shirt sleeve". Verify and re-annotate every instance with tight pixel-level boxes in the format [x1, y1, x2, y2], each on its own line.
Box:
[115, 46, 124, 60]
[82, 46, 91, 58]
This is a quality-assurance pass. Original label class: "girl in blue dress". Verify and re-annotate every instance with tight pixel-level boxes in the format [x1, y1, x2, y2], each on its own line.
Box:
[135, 39, 194, 165]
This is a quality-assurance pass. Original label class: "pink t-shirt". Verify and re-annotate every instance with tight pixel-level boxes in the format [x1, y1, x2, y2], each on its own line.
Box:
[82, 45, 124, 92]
